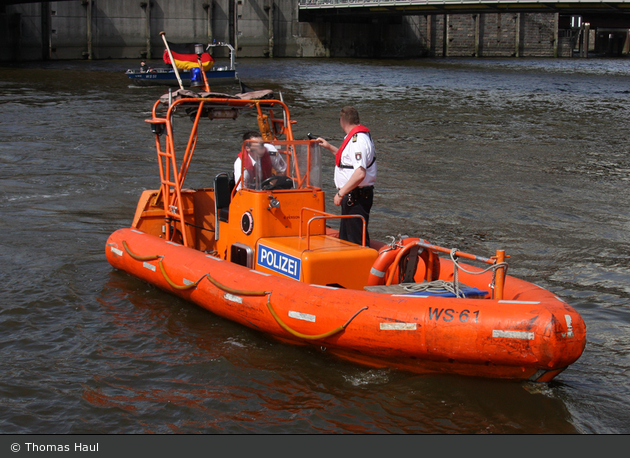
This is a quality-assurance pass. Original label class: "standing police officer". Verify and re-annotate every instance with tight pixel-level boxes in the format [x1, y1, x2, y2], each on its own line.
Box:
[316, 106, 377, 246]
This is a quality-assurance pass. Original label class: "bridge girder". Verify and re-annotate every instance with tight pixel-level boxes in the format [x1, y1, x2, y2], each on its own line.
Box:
[298, 1, 630, 21]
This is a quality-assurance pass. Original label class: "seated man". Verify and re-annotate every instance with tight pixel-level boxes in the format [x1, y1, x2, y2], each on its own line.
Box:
[234, 131, 287, 190]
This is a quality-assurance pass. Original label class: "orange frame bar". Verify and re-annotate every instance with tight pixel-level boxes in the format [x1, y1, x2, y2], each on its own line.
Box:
[145, 96, 296, 248]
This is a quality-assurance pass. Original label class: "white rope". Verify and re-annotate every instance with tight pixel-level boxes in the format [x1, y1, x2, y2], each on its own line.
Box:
[400, 247, 508, 299]
[401, 280, 464, 297]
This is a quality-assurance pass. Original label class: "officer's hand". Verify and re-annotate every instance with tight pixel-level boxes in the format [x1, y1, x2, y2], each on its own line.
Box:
[316, 138, 331, 150]
[333, 193, 342, 207]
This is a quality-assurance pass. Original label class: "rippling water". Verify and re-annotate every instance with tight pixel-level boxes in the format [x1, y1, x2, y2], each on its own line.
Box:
[1, 56, 630, 433]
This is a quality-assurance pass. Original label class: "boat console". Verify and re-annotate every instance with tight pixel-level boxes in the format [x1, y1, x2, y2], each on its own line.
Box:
[136, 93, 380, 290]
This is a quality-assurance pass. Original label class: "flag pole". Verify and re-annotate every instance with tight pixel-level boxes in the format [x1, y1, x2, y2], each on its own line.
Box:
[195, 43, 211, 92]
[160, 31, 184, 90]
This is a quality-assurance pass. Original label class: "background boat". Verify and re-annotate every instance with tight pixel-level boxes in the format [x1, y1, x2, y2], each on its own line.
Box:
[126, 42, 238, 87]
[126, 67, 238, 86]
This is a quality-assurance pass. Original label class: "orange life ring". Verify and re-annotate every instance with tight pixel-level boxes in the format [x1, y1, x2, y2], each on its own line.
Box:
[367, 238, 441, 286]
[367, 245, 401, 286]
[395, 245, 439, 284]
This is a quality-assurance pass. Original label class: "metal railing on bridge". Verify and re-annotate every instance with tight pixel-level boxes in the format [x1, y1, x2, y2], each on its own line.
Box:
[298, 0, 630, 16]
[298, 0, 630, 8]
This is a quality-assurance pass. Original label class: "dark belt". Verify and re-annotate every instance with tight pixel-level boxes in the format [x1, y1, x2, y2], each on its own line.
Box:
[350, 186, 374, 200]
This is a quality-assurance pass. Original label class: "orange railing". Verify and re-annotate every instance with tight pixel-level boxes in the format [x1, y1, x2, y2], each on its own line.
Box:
[144, 95, 295, 247]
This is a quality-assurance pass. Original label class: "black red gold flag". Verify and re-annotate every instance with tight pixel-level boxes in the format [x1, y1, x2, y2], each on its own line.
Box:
[163, 42, 214, 71]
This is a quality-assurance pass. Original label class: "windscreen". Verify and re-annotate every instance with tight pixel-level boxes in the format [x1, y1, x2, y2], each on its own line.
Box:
[238, 140, 322, 191]
[290, 141, 321, 189]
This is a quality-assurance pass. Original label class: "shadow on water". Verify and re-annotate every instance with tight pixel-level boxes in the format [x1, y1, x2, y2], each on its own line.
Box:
[80, 273, 579, 434]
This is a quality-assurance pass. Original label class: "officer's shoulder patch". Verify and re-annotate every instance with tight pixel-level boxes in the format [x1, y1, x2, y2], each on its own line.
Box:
[355, 152, 362, 161]
[352, 134, 358, 142]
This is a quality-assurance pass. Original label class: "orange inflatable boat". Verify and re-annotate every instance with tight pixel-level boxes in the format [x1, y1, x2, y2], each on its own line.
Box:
[105, 89, 586, 382]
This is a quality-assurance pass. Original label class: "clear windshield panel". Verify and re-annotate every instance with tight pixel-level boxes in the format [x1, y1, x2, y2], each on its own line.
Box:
[239, 140, 321, 191]
[301, 141, 322, 189]
[273, 140, 322, 190]
[239, 139, 288, 191]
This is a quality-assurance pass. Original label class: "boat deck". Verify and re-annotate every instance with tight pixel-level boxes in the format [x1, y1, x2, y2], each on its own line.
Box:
[364, 282, 489, 298]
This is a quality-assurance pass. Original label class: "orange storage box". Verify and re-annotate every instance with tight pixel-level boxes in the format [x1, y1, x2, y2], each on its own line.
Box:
[256, 236, 378, 290]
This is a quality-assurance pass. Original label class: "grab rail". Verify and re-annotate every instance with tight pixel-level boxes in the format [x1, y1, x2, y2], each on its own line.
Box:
[413, 240, 496, 265]
[299, 208, 367, 249]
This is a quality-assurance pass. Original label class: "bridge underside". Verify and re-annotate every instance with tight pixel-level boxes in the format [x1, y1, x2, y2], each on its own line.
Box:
[299, 2, 630, 22]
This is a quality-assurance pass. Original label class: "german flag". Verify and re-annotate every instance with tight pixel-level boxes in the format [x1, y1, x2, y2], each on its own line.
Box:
[163, 42, 214, 71]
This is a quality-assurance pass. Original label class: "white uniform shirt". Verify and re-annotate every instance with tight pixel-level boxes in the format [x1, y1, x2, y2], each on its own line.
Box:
[234, 143, 286, 190]
[334, 132, 377, 190]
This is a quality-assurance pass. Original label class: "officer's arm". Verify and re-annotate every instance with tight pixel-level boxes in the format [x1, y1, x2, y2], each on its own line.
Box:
[316, 138, 337, 154]
[338, 167, 366, 197]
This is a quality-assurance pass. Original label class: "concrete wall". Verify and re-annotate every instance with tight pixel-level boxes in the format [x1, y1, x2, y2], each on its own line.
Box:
[0, 0, 571, 61]
[443, 13, 559, 57]
[0, 10, 24, 61]
[477, 13, 519, 57]
[2, 3, 44, 61]
[520, 12, 558, 57]
[2, 0, 232, 60]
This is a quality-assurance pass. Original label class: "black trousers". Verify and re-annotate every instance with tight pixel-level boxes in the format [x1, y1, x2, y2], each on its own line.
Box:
[339, 186, 373, 246]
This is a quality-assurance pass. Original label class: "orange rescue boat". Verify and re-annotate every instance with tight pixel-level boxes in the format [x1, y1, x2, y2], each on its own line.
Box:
[105, 89, 586, 382]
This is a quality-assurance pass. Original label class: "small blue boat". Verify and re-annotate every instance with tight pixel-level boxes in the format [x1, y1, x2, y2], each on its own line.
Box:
[126, 42, 238, 87]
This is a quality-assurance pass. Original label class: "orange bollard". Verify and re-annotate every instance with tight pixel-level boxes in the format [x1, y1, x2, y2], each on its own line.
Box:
[493, 249, 506, 300]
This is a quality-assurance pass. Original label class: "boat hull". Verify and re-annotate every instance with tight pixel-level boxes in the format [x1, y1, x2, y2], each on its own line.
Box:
[106, 228, 586, 382]
[126, 69, 238, 86]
